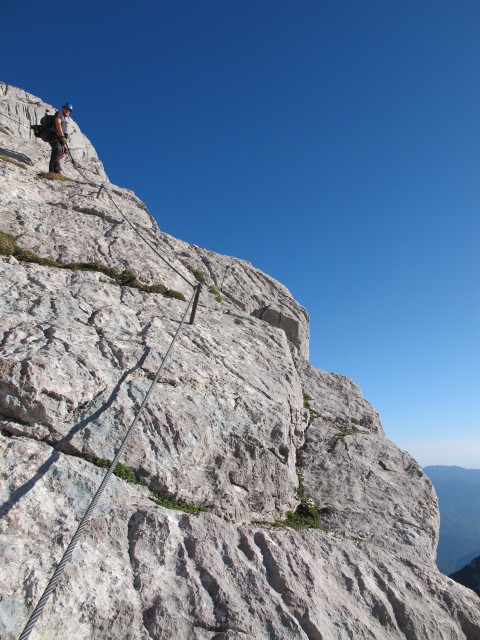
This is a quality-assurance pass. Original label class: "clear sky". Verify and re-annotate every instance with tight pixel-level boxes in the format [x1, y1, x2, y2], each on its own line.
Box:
[3, 1, 479, 468]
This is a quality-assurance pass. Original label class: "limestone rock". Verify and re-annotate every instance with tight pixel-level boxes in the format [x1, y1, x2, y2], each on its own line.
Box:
[296, 358, 439, 562]
[0, 258, 303, 522]
[2, 435, 480, 640]
[0, 81, 310, 358]
[1, 82, 480, 640]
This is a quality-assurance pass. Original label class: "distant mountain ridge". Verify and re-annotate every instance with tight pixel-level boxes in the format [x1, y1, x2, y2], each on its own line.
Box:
[450, 556, 480, 597]
[424, 465, 480, 575]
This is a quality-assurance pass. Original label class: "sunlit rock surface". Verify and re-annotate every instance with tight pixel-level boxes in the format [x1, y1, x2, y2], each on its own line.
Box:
[1, 82, 480, 640]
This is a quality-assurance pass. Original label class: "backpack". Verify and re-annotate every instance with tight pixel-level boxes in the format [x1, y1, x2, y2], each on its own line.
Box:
[31, 111, 56, 142]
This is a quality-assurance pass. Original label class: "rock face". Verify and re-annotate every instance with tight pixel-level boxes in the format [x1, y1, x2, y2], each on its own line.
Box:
[1, 82, 480, 639]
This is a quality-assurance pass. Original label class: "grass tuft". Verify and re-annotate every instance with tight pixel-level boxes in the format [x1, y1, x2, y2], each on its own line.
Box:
[36, 172, 72, 181]
[163, 289, 187, 301]
[63, 261, 120, 280]
[146, 283, 167, 295]
[186, 265, 206, 283]
[14, 248, 60, 267]
[209, 284, 222, 303]
[0, 154, 27, 170]
[0, 230, 16, 255]
[327, 427, 361, 453]
[303, 393, 321, 425]
[254, 471, 326, 530]
[1, 230, 186, 300]
[86, 457, 207, 513]
[230, 313, 256, 325]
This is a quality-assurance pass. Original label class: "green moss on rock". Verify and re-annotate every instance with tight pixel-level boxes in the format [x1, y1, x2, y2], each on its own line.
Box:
[0, 230, 16, 255]
[63, 261, 120, 280]
[0, 154, 27, 170]
[86, 457, 206, 513]
[186, 265, 206, 283]
[36, 172, 72, 181]
[14, 248, 60, 268]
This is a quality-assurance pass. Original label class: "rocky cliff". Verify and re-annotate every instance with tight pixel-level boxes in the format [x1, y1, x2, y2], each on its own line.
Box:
[1, 82, 480, 640]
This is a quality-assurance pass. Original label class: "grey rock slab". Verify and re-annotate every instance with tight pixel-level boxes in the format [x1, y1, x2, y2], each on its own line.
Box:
[0, 435, 151, 640]
[0, 257, 304, 522]
[297, 358, 439, 562]
[1, 435, 479, 640]
[1, 80, 310, 356]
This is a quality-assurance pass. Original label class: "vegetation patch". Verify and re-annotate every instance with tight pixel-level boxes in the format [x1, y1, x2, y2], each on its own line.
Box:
[118, 266, 140, 286]
[36, 172, 72, 181]
[1, 229, 186, 301]
[254, 472, 326, 530]
[186, 264, 206, 283]
[303, 393, 320, 425]
[230, 313, 256, 325]
[209, 284, 222, 303]
[86, 457, 207, 513]
[162, 289, 187, 301]
[185, 265, 224, 302]
[1, 233, 59, 267]
[14, 248, 59, 268]
[115, 267, 186, 300]
[327, 426, 361, 453]
[0, 154, 27, 170]
[149, 488, 208, 514]
[65, 260, 120, 280]
[0, 230, 16, 255]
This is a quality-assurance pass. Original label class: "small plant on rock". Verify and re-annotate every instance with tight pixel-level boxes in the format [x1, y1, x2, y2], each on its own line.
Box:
[303, 393, 320, 425]
[64, 261, 120, 281]
[209, 284, 222, 303]
[36, 172, 72, 181]
[254, 471, 325, 530]
[85, 457, 207, 513]
[327, 426, 361, 453]
[163, 289, 186, 301]
[14, 248, 60, 268]
[0, 154, 27, 170]
[119, 266, 141, 287]
[230, 313, 256, 325]
[0, 230, 16, 255]
[186, 264, 206, 283]
[1, 231, 186, 301]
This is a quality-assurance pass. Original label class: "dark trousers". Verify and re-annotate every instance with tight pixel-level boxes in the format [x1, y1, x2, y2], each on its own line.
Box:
[47, 134, 63, 174]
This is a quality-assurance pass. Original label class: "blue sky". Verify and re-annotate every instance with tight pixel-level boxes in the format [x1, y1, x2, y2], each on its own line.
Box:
[3, 1, 479, 467]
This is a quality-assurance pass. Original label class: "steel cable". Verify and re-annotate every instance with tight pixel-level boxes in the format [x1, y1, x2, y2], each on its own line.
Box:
[18, 285, 198, 640]
[0, 110, 195, 288]
[2, 111, 204, 639]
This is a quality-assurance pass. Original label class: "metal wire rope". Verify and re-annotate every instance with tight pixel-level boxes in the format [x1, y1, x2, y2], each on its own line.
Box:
[18, 285, 199, 640]
[104, 185, 196, 288]
[2, 112, 203, 639]
[0, 110, 36, 131]
[0, 110, 194, 288]
[65, 149, 196, 289]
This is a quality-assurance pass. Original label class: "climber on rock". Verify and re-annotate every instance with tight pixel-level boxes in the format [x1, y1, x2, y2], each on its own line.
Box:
[46, 103, 72, 174]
